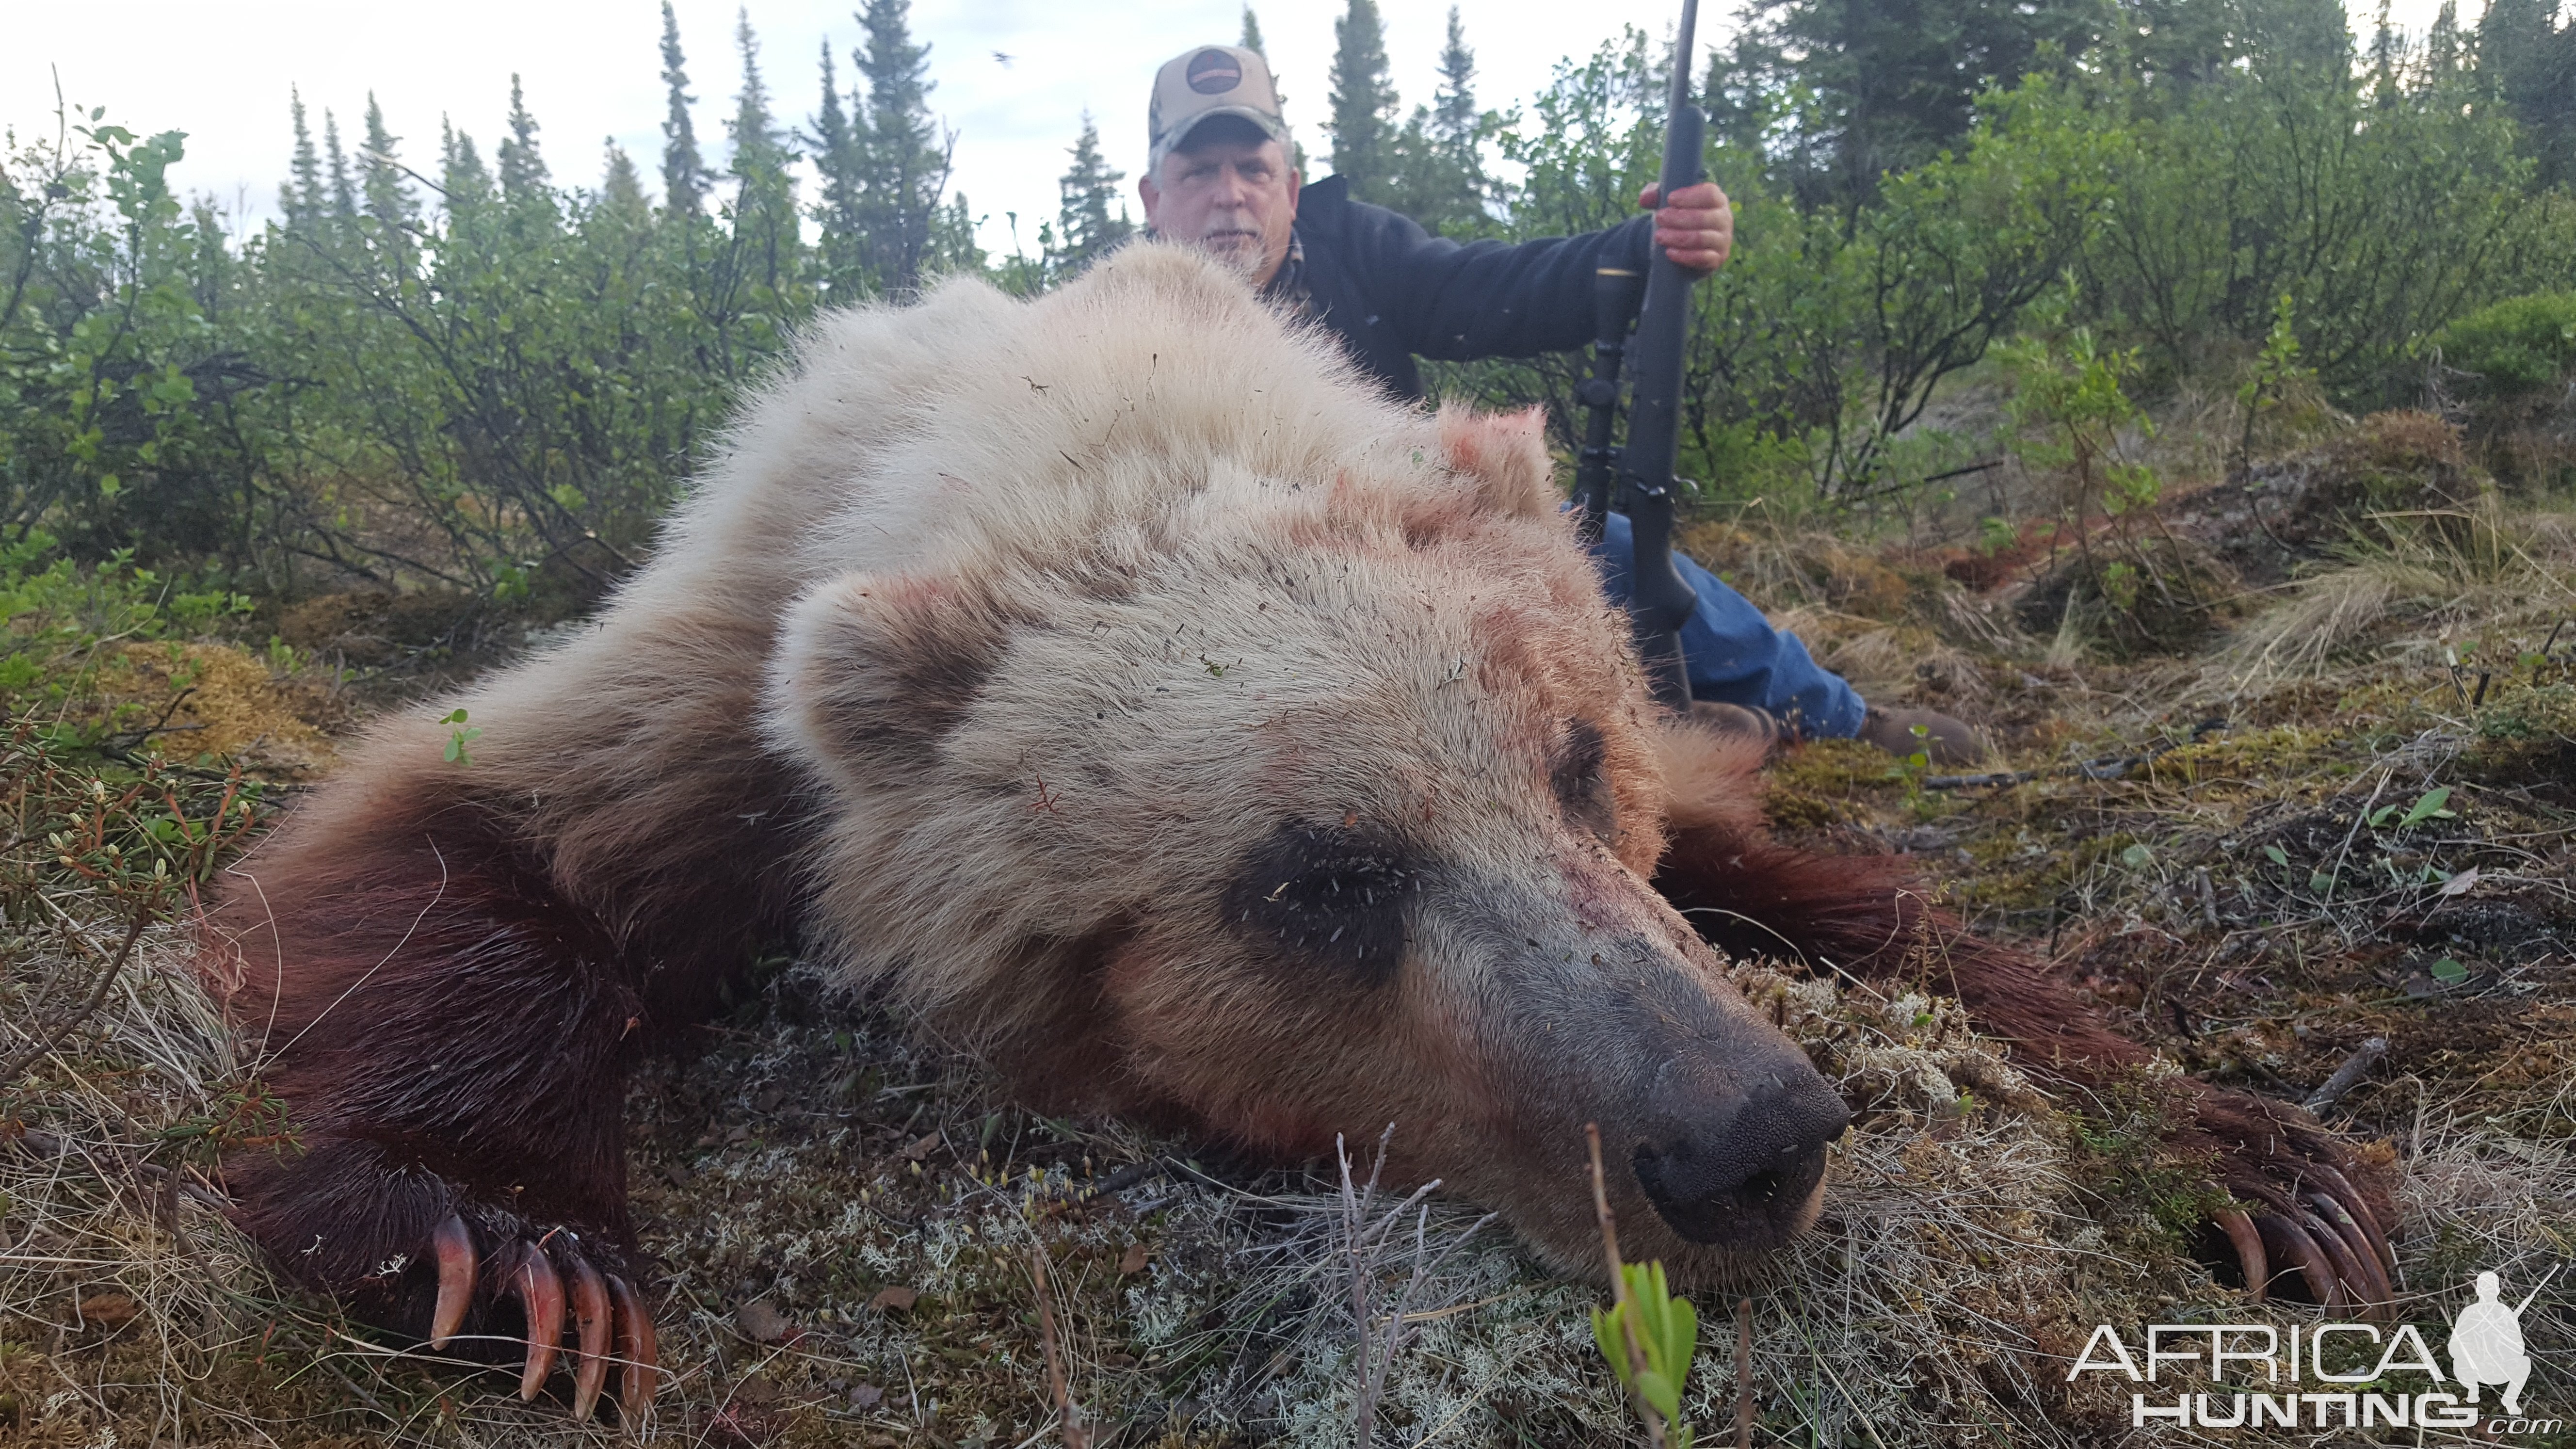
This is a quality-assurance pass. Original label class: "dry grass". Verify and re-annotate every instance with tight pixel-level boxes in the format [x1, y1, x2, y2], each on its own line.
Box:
[2208, 495, 2576, 699]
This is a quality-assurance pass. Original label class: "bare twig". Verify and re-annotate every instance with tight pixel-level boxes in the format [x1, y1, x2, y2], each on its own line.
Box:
[1735, 1296, 1754, 1449]
[1586, 1122, 1666, 1449]
[0, 908, 149, 1088]
[1340, 1126, 1491, 1447]
[3, 1127, 232, 1212]
[1925, 718, 2226, 791]
[1027, 1238, 1086, 1449]
[2302, 1037, 2391, 1116]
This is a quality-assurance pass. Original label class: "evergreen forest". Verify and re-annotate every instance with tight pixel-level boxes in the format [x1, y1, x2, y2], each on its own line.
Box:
[2, 0, 2570, 615]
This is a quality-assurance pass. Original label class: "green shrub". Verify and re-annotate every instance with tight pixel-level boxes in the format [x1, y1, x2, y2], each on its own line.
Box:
[0, 531, 251, 749]
[2434, 290, 2576, 396]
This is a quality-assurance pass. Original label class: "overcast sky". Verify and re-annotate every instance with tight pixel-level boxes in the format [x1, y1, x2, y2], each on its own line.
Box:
[10, 0, 2449, 258]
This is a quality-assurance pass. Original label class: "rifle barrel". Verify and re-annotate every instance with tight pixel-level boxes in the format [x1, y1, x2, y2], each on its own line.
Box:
[1618, 0, 1706, 708]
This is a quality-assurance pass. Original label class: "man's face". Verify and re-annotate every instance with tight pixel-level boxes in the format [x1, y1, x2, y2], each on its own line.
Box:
[1139, 134, 1300, 286]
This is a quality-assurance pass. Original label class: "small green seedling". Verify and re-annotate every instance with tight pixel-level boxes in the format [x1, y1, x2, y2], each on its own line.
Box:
[2367, 787, 2456, 831]
[440, 708, 481, 766]
[2430, 956, 2469, 985]
[1593, 1260, 1702, 1448]
[2263, 844, 2290, 867]
[2120, 842, 2154, 869]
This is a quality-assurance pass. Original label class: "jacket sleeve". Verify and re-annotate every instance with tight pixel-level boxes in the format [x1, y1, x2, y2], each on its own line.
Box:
[1342, 199, 1657, 362]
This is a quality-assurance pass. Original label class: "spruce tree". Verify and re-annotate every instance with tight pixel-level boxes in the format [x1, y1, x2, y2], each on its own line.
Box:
[726, 9, 801, 291]
[601, 139, 651, 224]
[1327, 0, 1399, 201]
[498, 75, 551, 201]
[660, 1, 712, 215]
[2475, 0, 2575, 187]
[323, 110, 359, 223]
[1050, 111, 1132, 279]
[284, 87, 323, 227]
[2367, 0, 2401, 104]
[1431, 7, 1476, 156]
[2425, 0, 2463, 81]
[809, 42, 870, 303]
[1723, 0, 2104, 207]
[439, 117, 495, 222]
[1422, 6, 1483, 223]
[854, 0, 952, 292]
[728, 8, 791, 183]
[360, 94, 419, 237]
[1236, 5, 1304, 170]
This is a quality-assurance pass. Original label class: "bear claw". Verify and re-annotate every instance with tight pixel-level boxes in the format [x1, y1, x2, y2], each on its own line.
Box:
[2195, 1084, 2395, 1315]
[566, 1252, 612, 1421]
[2306, 1162, 2396, 1273]
[607, 1270, 659, 1421]
[2229, 1164, 2396, 1315]
[430, 1214, 476, 1349]
[2251, 1207, 2344, 1308]
[2211, 1209, 2268, 1301]
[2303, 1192, 2392, 1305]
[417, 1215, 657, 1420]
[508, 1244, 566, 1401]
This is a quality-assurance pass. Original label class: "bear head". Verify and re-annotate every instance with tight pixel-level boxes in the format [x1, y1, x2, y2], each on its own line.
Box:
[764, 403, 1851, 1279]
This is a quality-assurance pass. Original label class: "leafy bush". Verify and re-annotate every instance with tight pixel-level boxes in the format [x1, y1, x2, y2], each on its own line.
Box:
[2434, 290, 2576, 397]
[1435, 42, 2113, 505]
[0, 532, 251, 750]
[2075, 57, 2556, 402]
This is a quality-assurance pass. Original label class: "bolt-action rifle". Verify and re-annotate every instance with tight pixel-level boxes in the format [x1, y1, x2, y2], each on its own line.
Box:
[1575, 0, 1708, 710]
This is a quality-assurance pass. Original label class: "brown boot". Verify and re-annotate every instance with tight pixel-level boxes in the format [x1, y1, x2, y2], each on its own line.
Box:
[1857, 705, 1986, 767]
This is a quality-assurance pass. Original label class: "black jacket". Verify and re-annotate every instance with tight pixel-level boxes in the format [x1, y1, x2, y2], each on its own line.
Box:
[1264, 175, 1658, 401]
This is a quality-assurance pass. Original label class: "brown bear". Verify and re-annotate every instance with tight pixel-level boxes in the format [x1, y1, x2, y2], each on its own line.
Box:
[204, 244, 2389, 1423]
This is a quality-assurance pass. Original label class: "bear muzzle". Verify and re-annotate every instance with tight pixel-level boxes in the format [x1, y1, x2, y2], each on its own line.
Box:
[1626, 1052, 1851, 1249]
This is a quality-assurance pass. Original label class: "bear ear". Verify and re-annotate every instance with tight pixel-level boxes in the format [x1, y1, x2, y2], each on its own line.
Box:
[765, 568, 1019, 787]
[1653, 710, 1771, 839]
[1436, 403, 1557, 521]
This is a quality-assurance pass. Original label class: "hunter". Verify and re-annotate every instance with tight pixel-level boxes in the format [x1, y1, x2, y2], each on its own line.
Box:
[1135, 43, 1982, 763]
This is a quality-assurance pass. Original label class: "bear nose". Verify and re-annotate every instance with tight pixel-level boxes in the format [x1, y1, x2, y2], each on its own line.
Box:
[1629, 1058, 1851, 1248]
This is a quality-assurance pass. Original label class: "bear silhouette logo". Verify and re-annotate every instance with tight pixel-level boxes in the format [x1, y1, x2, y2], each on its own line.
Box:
[2450, 1268, 2556, 1416]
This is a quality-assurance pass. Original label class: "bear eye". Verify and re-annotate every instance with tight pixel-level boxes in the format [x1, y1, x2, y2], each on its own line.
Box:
[1223, 820, 1417, 988]
[1550, 718, 1616, 841]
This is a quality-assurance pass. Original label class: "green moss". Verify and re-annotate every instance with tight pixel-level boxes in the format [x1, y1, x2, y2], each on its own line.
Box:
[2463, 681, 2576, 789]
[1763, 739, 1902, 830]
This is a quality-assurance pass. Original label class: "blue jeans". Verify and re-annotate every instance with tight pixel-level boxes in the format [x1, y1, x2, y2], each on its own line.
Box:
[1588, 511, 1866, 738]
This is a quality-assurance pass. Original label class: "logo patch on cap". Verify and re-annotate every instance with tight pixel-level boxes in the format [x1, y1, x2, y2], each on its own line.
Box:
[1186, 48, 1243, 95]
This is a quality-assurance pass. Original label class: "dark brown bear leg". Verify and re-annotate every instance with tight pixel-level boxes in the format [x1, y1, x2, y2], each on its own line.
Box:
[1653, 823, 2397, 1311]
[209, 791, 667, 1419]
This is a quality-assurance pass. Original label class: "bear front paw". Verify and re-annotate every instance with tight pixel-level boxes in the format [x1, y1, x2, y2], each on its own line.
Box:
[2189, 1086, 2396, 1315]
[229, 1138, 658, 1422]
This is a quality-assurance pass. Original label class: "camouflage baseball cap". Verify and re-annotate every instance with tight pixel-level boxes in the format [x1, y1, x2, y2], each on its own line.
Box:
[1147, 45, 1290, 174]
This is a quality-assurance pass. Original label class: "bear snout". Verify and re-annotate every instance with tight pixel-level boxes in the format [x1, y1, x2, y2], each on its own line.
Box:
[1627, 1054, 1851, 1249]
